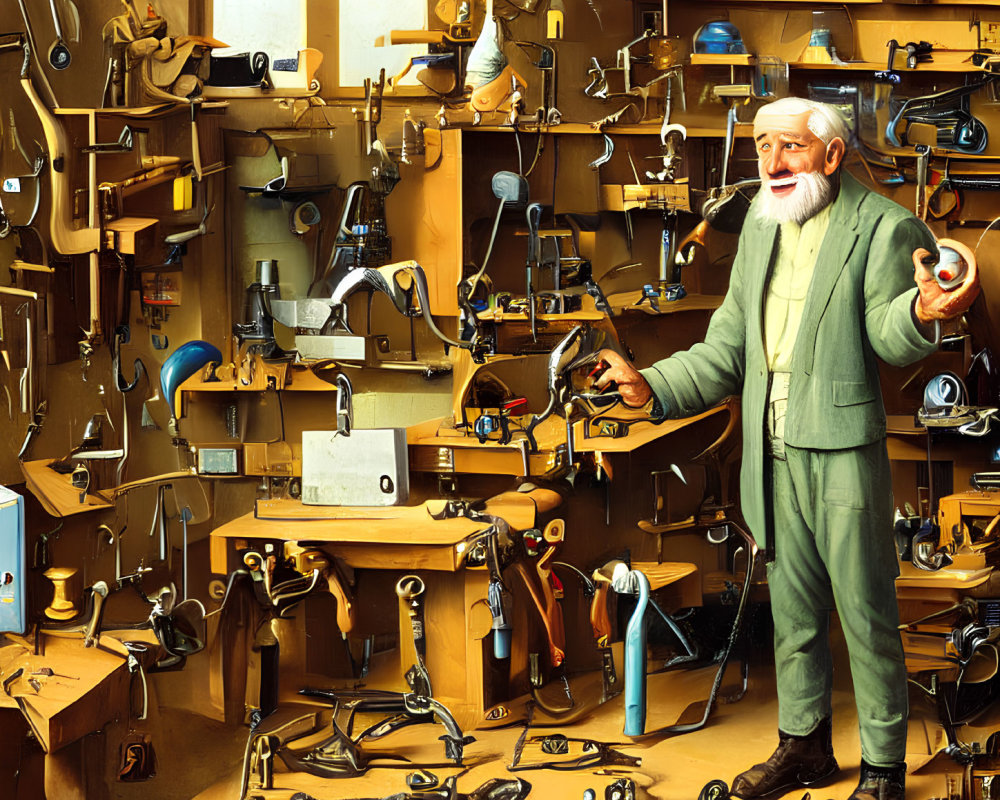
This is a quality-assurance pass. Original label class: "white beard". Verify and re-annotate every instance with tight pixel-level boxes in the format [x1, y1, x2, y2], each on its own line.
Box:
[756, 170, 833, 225]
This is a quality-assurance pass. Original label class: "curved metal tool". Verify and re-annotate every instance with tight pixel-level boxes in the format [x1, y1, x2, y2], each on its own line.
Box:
[588, 134, 614, 170]
[525, 203, 542, 342]
[84, 581, 109, 647]
[396, 574, 432, 697]
[327, 261, 468, 351]
[46, 0, 71, 69]
[523, 324, 616, 450]
[512, 558, 566, 670]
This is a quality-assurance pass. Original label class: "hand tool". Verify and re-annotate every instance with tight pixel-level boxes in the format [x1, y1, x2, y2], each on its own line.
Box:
[17, 400, 45, 460]
[326, 261, 468, 351]
[164, 201, 213, 250]
[45, 0, 73, 69]
[589, 565, 621, 702]
[525, 203, 542, 342]
[14, 299, 34, 415]
[486, 577, 512, 659]
[508, 735, 640, 771]
[179, 506, 192, 601]
[588, 135, 614, 169]
[396, 574, 432, 696]
[514, 41, 559, 125]
[288, 547, 355, 634]
[297, 688, 475, 768]
[84, 580, 109, 647]
[914, 144, 930, 219]
[513, 558, 565, 671]
[621, 521, 759, 737]
[720, 105, 737, 186]
[361, 69, 385, 155]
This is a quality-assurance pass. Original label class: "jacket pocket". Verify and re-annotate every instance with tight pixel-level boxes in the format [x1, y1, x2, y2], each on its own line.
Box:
[832, 380, 876, 407]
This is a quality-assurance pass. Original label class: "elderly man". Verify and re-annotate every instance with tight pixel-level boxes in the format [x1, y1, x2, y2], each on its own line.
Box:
[597, 96, 979, 800]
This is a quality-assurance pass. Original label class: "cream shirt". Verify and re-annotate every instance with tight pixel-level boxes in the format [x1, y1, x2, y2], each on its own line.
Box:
[764, 201, 833, 453]
[764, 201, 833, 371]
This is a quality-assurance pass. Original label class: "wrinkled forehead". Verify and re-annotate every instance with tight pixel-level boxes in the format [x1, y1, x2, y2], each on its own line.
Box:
[752, 110, 821, 144]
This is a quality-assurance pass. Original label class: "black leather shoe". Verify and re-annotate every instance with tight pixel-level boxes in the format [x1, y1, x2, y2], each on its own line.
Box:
[848, 760, 906, 800]
[730, 718, 838, 799]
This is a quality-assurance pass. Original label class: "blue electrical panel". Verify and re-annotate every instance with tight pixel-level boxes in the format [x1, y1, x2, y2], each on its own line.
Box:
[0, 485, 26, 634]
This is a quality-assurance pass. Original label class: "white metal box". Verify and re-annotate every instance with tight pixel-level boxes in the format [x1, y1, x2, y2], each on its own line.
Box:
[301, 428, 409, 506]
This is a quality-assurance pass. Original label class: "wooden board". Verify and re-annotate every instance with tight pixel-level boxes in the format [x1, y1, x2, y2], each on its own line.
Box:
[20, 460, 113, 517]
[896, 561, 992, 589]
[574, 405, 726, 453]
[0, 633, 130, 753]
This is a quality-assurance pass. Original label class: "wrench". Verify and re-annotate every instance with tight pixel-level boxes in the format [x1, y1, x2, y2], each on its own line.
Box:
[396, 574, 432, 696]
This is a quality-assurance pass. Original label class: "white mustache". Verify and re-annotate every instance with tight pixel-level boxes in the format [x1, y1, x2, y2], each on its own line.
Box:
[767, 176, 799, 189]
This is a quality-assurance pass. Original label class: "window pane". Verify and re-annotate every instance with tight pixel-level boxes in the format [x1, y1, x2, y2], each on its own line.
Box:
[339, 0, 427, 87]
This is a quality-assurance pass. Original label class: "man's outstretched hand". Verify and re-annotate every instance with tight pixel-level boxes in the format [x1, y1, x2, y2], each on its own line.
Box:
[593, 349, 653, 408]
[913, 239, 981, 324]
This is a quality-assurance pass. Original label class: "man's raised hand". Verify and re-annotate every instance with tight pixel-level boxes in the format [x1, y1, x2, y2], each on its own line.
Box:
[913, 239, 980, 324]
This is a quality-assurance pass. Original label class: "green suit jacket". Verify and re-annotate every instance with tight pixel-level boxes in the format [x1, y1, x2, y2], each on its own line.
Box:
[640, 172, 938, 549]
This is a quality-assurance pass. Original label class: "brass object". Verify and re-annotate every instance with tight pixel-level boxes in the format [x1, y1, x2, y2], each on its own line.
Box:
[44, 566, 78, 620]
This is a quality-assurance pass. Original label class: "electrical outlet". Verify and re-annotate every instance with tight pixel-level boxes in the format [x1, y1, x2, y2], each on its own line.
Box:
[983, 21, 1000, 47]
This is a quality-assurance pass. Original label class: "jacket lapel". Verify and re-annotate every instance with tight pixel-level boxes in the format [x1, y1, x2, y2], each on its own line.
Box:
[749, 217, 779, 360]
[794, 172, 864, 375]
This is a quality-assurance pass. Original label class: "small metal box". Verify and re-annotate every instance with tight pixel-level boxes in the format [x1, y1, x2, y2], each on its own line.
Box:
[301, 428, 409, 506]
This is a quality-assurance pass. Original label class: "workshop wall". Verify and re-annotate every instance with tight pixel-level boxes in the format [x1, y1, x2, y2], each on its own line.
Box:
[0, 0, 998, 798]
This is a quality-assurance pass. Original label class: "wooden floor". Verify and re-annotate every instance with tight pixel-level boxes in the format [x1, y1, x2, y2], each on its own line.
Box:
[184, 624, 986, 800]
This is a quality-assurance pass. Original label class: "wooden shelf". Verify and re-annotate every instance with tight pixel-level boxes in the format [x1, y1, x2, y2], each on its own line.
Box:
[608, 291, 725, 316]
[469, 123, 755, 137]
[690, 54, 755, 67]
[790, 60, 981, 73]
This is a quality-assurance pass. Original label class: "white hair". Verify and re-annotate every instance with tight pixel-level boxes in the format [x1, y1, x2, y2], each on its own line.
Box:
[754, 97, 851, 147]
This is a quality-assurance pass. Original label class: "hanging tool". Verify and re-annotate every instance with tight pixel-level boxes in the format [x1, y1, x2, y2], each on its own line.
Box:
[914, 144, 930, 220]
[619, 523, 759, 738]
[325, 261, 468, 352]
[18, 400, 46, 461]
[287, 547, 356, 634]
[84, 580, 109, 647]
[45, 0, 72, 69]
[395, 574, 432, 697]
[589, 565, 621, 702]
[361, 69, 385, 155]
[720, 105, 737, 187]
[14, 299, 34, 416]
[512, 558, 566, 672]
[148, 484, 170, 563]
[514, 41, 559, 125]
[180, 506, 192, 601]
[526, 203, 543, 342]
[535, 518, 567, 661]
[588, 135, 614, 169]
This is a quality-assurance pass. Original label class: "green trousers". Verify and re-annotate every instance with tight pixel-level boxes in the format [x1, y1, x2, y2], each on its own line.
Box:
[767, 440, 907, 766]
